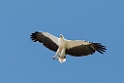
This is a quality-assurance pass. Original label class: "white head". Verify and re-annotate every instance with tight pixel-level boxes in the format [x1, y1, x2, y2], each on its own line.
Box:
[60, 34, 63, 38]
[60, 34, 65, 40]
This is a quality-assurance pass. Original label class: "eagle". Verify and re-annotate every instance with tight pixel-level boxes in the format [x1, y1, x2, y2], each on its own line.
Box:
[30, 31, 106, 63]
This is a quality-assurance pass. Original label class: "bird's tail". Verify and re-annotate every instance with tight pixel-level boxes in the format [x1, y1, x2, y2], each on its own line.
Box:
[58, 57, 66, 64]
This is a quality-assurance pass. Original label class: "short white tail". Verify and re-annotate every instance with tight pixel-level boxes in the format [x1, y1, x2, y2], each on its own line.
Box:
[58, 57, 66, 64]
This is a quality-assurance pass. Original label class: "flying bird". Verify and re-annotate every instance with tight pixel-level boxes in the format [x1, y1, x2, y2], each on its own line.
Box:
[30, 31, 106, 63]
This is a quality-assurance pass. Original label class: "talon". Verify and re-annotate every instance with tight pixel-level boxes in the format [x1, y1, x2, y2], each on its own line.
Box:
[52, 56, 56, 60]
[57, 56, 60, 60]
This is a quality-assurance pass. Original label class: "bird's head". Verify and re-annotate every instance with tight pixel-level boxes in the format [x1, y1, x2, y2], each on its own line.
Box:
[60, 34, 63, 38]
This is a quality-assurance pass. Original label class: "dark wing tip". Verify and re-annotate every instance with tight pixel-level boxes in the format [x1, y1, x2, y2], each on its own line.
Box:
[30, 31, 40, 42]
[30, 31, 58, 52]
[92, 43, 107, 54]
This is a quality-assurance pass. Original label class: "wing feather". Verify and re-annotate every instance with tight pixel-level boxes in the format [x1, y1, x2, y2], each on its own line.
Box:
[66, 40, 106, 57]
[30, 31, 59, 52]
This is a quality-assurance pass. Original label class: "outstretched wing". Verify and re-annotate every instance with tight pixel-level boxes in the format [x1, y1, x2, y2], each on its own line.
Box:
[30, 31, 59, 52]
[66, 40, 106, 57]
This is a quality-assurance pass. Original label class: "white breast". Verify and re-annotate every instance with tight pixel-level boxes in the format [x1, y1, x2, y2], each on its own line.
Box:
[58, 37, 67, 49]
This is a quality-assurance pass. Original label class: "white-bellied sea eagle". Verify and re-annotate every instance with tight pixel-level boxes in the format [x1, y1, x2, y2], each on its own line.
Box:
[30, 31, 106, 63]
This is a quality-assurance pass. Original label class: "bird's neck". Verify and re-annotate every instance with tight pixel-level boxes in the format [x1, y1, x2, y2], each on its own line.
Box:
[60, 36, 65, 41]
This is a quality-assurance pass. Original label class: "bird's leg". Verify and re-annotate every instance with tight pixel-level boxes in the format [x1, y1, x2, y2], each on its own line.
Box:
[52, 48, 60, 60]
[57, 49, 65, 60]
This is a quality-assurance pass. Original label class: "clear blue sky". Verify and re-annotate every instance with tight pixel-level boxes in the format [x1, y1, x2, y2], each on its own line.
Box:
[0, 0, 124, 83]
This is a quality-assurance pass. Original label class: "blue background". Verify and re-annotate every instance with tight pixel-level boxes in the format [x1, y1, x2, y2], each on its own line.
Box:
[0, 0, 124, 83]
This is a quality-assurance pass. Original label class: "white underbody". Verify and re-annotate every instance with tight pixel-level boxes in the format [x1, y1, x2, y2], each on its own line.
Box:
[53, 36, 67, 63]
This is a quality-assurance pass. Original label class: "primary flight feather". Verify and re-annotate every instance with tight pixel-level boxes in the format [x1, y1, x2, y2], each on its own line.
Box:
[30, 31, 106, 63]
